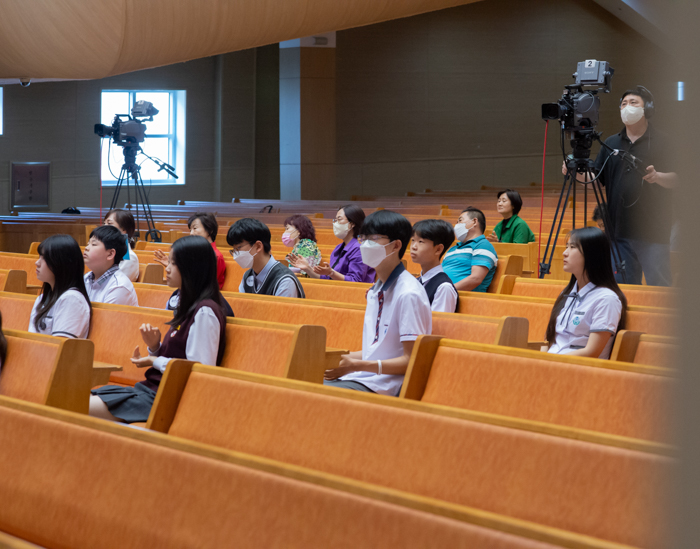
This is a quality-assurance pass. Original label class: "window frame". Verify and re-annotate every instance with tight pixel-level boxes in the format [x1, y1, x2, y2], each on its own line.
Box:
[100, 89, 185, 186]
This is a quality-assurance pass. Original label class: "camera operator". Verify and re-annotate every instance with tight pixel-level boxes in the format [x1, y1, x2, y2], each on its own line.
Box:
[562, 86, 677, 286]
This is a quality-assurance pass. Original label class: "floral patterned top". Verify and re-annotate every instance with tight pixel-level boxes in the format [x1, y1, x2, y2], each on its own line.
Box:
[291, 238, 322, 268]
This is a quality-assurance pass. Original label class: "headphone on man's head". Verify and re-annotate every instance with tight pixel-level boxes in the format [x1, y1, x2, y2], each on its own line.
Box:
[620, 85, 655, 119]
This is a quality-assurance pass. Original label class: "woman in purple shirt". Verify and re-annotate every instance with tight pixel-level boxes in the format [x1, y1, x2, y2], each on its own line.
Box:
[289, 204, 375, 283]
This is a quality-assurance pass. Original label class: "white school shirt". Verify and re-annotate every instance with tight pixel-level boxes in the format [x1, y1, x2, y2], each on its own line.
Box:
[548, 281, 622, 360]
[237, 255, 300, 298]
[28, 289, 90, 339]
[84, 265, 139, 307]
[419, 265, 458, 313]
[119, 251, 139, 282]
[340, 266, 432, 396]
[147, 307, 221, 372]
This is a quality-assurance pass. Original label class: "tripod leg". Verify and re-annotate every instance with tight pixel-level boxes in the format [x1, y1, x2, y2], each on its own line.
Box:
[109, 168, 128, 211]
[540, 171, 573, 278]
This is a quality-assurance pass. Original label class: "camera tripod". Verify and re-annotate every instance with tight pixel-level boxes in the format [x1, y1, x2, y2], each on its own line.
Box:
[539, 132, 627, 282]
[109, 144, 162, 242]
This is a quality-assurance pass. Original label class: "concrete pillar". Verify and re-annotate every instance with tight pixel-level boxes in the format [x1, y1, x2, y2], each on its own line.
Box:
[279, 33, 336, 200]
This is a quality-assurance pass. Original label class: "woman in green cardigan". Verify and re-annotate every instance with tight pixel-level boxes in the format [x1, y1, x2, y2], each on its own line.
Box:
[487, 189, 536, 244]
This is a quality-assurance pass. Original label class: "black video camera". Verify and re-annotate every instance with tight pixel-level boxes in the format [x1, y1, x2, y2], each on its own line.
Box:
[94, 100, 159, 146]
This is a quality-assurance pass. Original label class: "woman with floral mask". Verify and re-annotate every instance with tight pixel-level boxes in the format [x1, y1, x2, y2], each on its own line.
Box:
[282, 215, 322, 275]
[290, 205, 375, 283]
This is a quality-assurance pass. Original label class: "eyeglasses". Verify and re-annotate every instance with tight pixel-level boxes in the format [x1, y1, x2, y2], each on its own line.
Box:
[357, 235, 389, 244]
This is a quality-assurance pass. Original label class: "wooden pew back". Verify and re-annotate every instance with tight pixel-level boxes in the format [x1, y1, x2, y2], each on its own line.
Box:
[0, 397, 545, 549]
[222, 292, 528, 350]
[611, 331, 678, 368]
[0, 330, 93, 413]
[402, 336, 674, 443]
[151, 363, 671, 547]
[0, 293, 326, 386]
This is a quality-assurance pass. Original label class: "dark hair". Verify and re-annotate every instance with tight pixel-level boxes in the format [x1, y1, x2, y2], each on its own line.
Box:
[34, 235, 92, 333]
[188, 212, 219, 241]
[621, 86, 652, 105]
[283, 214, 316, 242]
[338, 204, 366, 238]
[88, 225, 128, 265]
[0, 311, 7, 367]
[461, 207, 486, 234]
[412, 219, 455, 259]
[226, 218, 272, 254]
[497, 189, 523, 216]
[169, 236, 225, 328]
[545, 228, 627, 346]
[359, 210, 413, 259]
[104, 209, 136, 240]
[592, 204, 607, 222]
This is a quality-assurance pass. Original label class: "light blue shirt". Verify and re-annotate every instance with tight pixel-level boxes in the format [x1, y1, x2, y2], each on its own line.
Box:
[442, 235, 498, 292]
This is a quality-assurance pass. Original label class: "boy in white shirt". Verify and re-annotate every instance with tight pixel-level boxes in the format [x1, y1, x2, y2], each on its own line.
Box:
[324, 210, 432, 396]
[83, 225, 139, 307]
[410, 219, 459, 313]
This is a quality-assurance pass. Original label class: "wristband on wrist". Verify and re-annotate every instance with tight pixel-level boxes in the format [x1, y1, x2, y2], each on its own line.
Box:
[377, 359, 382, 375]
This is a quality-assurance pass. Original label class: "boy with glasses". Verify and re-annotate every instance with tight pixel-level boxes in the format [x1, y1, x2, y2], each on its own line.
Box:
[324, 210, 432, 396]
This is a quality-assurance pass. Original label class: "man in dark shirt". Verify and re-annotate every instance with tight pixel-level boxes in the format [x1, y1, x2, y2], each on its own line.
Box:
[565, 86, 677, 286]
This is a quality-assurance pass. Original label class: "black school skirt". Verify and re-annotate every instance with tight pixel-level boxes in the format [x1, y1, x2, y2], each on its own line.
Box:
[91, 383, 156, 423]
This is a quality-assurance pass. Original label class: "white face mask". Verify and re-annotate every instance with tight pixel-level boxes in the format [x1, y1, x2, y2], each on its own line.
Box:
[454, 223, 470, 242]
[333, 222, 351, 239]
[360, 240, 395, 268]
[620, 105, 644, 125]
[233, 248, 257, 269]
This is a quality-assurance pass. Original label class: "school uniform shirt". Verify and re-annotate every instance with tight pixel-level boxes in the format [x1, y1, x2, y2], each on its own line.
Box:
[419, 265, 458, 313]
[548, 282, 622, 360]
[340, 264, 432, 396]
[147, 306, 222, 373]
[119, 250, 139, 282]
[84, 265, 139, 306]
[28, 289, 90, 339]
[442, 234, 498, 292]
[237, 255, 300, 298]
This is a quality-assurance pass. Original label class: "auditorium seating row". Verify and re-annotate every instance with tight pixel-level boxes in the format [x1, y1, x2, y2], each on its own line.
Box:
[0, 348, 672, 547]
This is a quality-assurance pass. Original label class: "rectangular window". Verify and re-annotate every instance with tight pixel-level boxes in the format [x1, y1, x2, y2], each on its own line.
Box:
[100, 89, 186, 185]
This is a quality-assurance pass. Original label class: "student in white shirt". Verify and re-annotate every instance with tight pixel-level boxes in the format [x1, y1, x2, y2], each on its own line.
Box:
[324, 210, 432, 396]
[90, 236, 227, 423]
[83, 225, 139, 306]
[544, 227, 627, 359]
[103, 209, 139, 282]
[227, 218, 305, 298]
[410, 219, 459, 313]
[29, 235, 91, 339]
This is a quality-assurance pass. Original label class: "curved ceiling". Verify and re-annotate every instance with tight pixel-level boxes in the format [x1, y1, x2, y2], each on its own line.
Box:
[0, 0, 479, 81]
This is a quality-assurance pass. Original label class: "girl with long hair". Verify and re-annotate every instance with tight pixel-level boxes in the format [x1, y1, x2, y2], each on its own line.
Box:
[29, 235, 91, 339]
[90, 236, 227, 423]
[545, 227, 627, 359]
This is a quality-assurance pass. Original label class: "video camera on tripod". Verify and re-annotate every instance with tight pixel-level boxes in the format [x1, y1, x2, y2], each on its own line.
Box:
[94, 100, 169, 242]
[537, 60, 627, 281]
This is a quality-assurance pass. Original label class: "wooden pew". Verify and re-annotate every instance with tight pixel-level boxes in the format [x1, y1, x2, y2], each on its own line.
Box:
[0, 329, 94, 413]
[0, 397, 555, 549]
[0, 268, 28, 294]
[221, 292, 528, 351]
[401, 336, 674, 444]
[610, 331, 678, 368]
[506, 276, 678, 308]
[147, 362, 672, 547]
[0, 292, 326, 387]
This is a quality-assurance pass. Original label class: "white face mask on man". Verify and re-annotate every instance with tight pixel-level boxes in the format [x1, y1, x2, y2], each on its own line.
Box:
[620, 105, 644, 125]
[233, 248, 257, 269]
[360, 240, 396, 268]
[454, 219, 476, 243]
